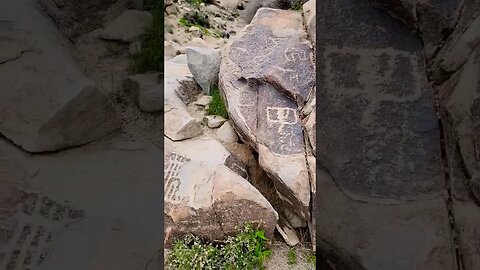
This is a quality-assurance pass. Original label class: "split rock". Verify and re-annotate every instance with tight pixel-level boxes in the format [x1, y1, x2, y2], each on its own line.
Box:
[164, 136, 278, 245]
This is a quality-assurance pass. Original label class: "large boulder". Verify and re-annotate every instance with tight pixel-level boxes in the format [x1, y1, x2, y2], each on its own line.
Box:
[316, 0, 455, 268]
[164, 135, 278, 245]
[0, 0, 120, 153]
[219, 8, 315, 221]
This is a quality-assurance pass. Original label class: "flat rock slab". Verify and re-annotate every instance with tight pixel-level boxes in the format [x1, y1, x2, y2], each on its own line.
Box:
[0, 135, 162, 270]
[164, 135, 277, 245]
[164, 61, 203, 141]
[0, 0, 120, 153]
[316, 0, 453, 268]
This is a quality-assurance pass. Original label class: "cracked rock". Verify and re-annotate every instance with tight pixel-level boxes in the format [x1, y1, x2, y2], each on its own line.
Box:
[219, 8, 314, 223]
[164, 136, 278, 246]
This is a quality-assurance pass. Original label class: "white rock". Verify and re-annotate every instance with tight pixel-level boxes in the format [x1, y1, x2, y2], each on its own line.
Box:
[204, 115, 227, 128]
[216, 121, 238, 143]
[171, 54, 188, 64]
[193, 95, 212, 106]
[187, 46, 221, 95]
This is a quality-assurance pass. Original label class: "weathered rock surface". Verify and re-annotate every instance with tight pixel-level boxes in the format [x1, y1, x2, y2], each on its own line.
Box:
[0, 135, 162, 270]
[125, 73, 163, 113]
[0, 0, 120, 153]
[187, 46, 221, 95]
[368, 0, 463, 60]
[98, 10, 152, 43]
[164, 61, 203, 141]
[164, 135, 278, 246]
[216, 121, 239, 144]
[316, 0, 454, 268]
[438, 41, 480, 270]
[302, 0, 316, 45]
[219, 8, 315, 222]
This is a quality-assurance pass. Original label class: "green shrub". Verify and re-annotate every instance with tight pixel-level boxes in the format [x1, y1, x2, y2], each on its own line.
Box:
[287, 248, 297, 265]
[166, 224, 271, 270]
[207, 86, 228, 119]
[131, 0, 163, 73]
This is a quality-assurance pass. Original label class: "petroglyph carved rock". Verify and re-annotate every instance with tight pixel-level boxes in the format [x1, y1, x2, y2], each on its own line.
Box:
[219, 8, 315, 223]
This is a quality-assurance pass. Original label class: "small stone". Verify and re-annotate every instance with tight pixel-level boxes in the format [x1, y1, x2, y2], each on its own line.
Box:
[216, 121, 238, 143]
[204, 115, 227, 128]
[193, 96, 213, 106]
[188, 26, 203, 37]
[171, 54, 188, 64]
[186, 46, 221, 95]
[284, 209, 307, 228]
[276, 217, 300, 246]
[165, 4, 178, 15]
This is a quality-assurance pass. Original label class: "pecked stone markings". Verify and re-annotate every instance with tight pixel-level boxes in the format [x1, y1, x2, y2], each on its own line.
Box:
[319, 44, 443, 201]
[257, 84, 304, 156]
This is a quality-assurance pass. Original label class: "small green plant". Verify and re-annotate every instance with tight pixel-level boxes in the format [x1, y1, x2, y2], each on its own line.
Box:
[306, 251, 316, 265]
[291, 2, 303, 11]
[166, 224, 271, 269]
[185, 0, 203, 6]
[287, 247, 297, 265]
[131, 0, 163, 73]
[207, 86, 228, 119]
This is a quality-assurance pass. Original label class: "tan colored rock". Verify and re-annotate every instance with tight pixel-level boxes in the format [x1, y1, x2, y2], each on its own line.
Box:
[204, 115, 227, 128]
[164, 136, 278, 246]
[164, 61, 203, 140]
[216, 121, 238, 144]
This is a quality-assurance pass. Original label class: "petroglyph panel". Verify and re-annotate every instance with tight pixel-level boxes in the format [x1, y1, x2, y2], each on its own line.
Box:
[228, 21, 314, 105]
[258, 84, 304, 156]
[164, 152, 190, 203]
[0, 191, 84, 270]
[317, 44, 443, 201]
